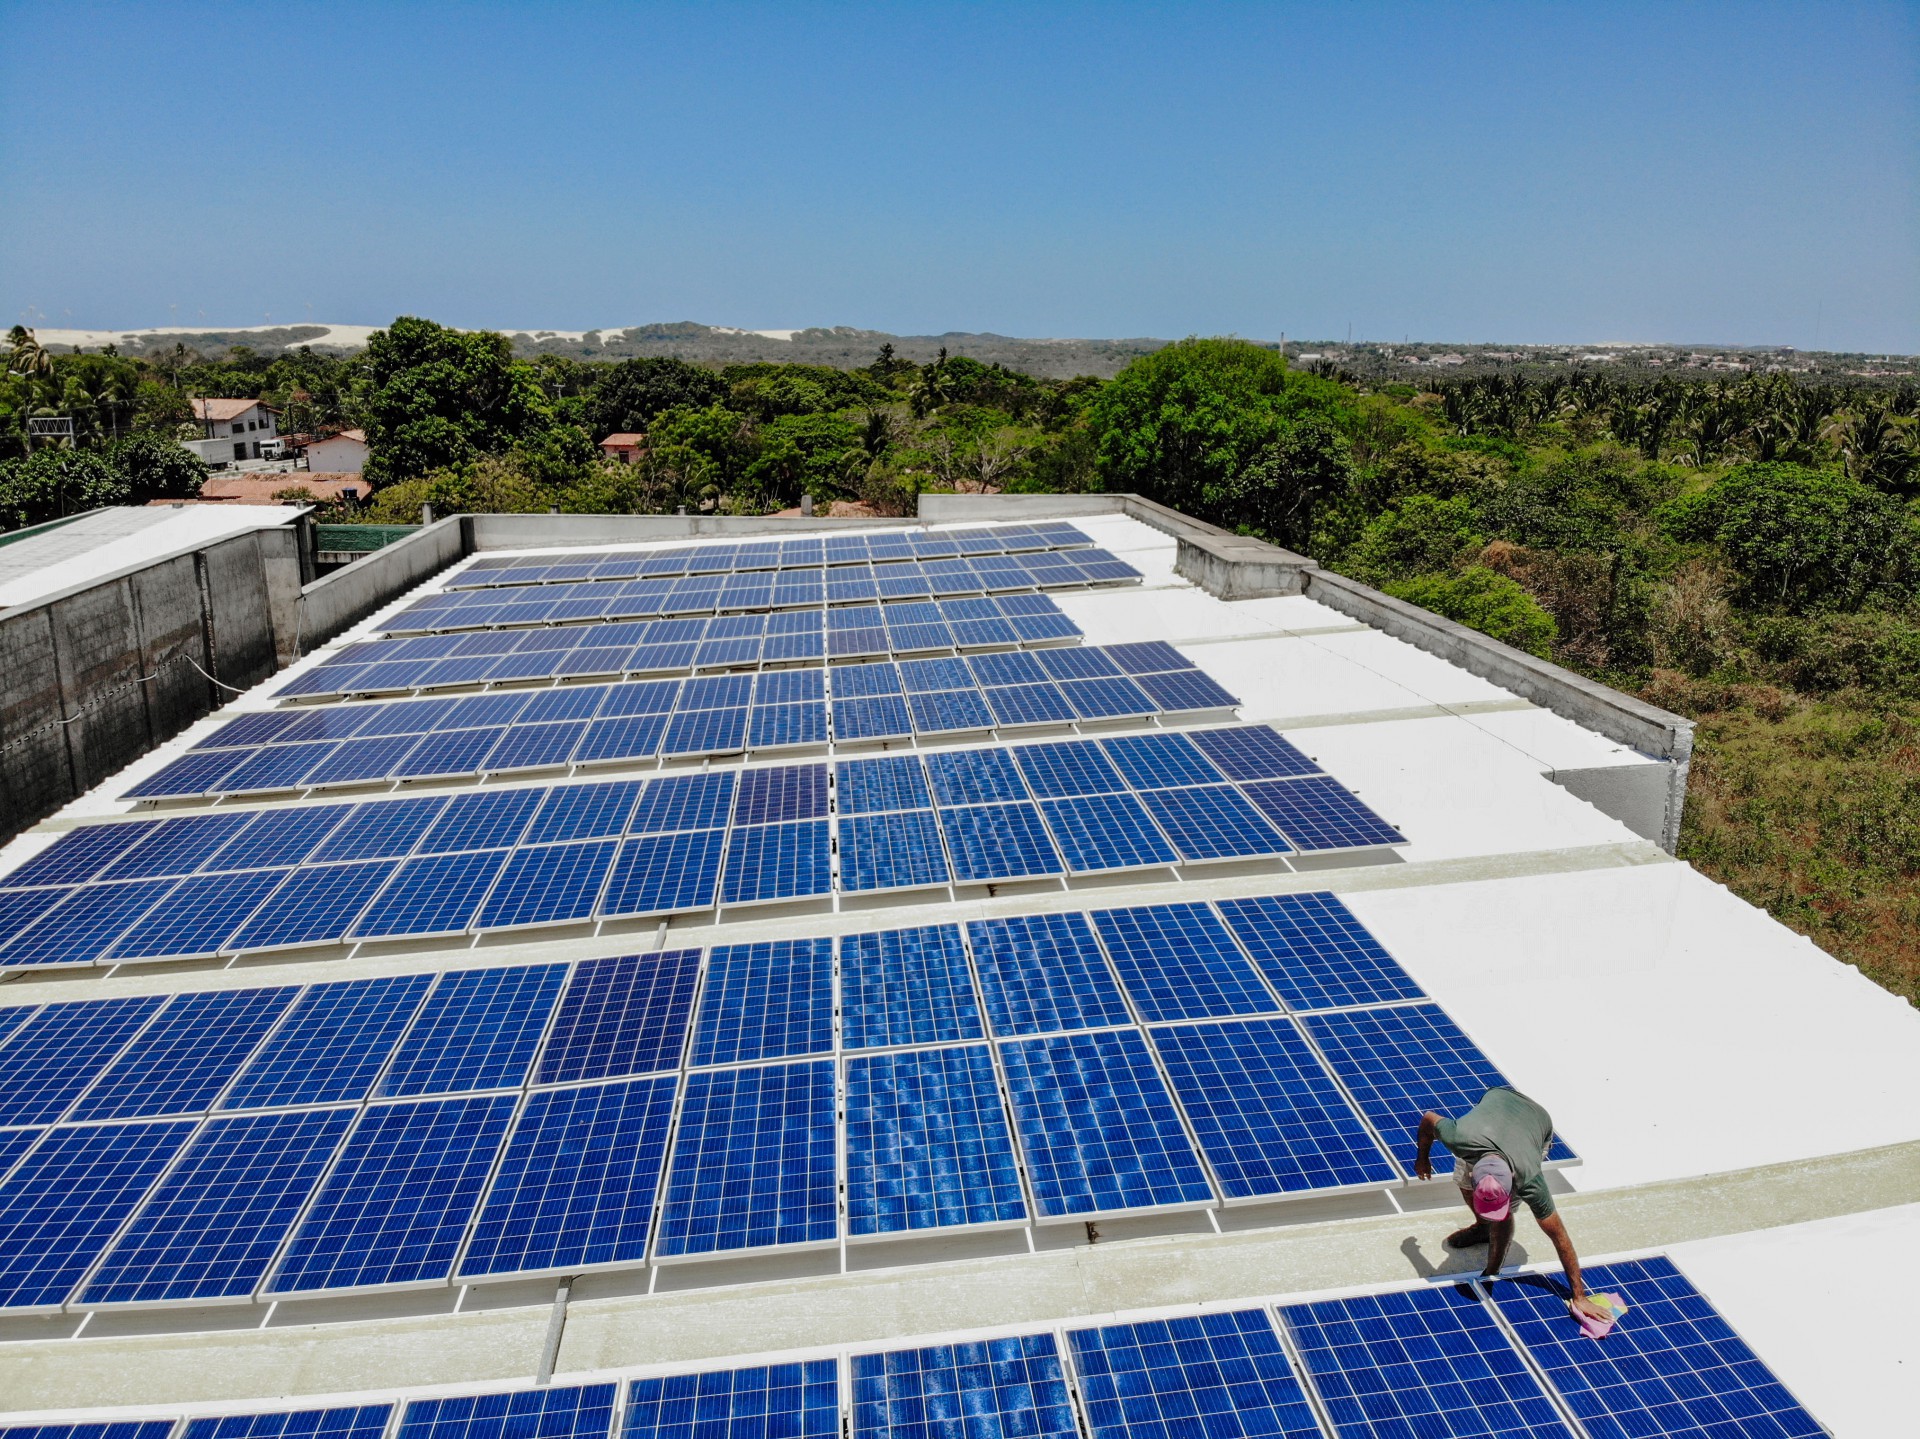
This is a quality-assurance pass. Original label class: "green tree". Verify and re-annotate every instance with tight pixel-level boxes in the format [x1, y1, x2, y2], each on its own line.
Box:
[1340, 494, 1485, 588]
[1229, 412, 1355, 552]
[360, 317, 542, 486]
[584, 357, 729, 438]
[0, 448, 125, 528]
[1384, 567, 1558, 658]
[108, 433, 207, 504]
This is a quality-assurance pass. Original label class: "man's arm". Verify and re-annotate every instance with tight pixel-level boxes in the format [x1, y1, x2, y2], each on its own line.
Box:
[1535, 1211, 1609, 1320]
[1414, 1111, 1443, 1179]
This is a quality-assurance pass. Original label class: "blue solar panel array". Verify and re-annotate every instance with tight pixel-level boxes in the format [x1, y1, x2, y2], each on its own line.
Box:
[26, 1261, 1827, 1439]
[388, 545, 1136, 637]
[0, 889, 1579, 1300]
[135, 644, 1229, 801]
[276, 593, 1086, 701]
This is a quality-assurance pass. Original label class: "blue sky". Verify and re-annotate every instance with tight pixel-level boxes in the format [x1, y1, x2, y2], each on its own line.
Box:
[2, 2, 1914, 350]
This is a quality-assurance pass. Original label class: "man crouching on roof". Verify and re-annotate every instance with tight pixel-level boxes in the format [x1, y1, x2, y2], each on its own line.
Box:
[1415, 1085, 1611, 1323]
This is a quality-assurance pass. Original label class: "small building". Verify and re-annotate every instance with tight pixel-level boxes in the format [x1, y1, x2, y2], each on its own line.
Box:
[306, 428, 369, 475]
[600, 432, 644, 465]
[187, 398, 281, 463]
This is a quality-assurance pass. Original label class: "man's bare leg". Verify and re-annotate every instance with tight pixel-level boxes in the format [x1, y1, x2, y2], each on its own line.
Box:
[1445, 1191, 1490, 1249]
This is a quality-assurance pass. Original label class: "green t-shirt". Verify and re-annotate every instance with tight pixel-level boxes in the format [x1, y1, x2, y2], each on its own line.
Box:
[1435, 1086, 1557, 1219]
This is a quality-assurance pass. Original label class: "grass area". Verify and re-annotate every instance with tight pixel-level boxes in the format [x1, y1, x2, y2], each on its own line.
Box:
[1645, 675, 1920, 1005]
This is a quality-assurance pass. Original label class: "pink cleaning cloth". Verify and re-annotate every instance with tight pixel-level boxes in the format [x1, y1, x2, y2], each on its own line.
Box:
[1574, 1292, 1628, 1339]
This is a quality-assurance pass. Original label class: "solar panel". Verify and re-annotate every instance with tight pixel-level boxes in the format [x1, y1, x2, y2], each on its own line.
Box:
[720, 820, 831, 905]
[1091, 903, 1280, 1021]
[832, 694, 913, 741]
[690, 939, 832, 1066]
[1123, 669, 1240, 720]
[460, 1075, 677, 1278]
[379, 964, 568, 1097]
[831, 660, 902, 696]
[997, 1030, 1214, 1219]
[983, 683, 1077, 727]
[104, 869, 285, 961]
[1069, 1311, 1324, 1439]
[0, 1119, 196, 1309]
[836, 755, 932, 813]
[844, 1045, 1026, 1238]
[840, 925, 982, 1049]
[1057, 676, 1157, 720]
[538, 949, 701, 1084]
[312, 796, 448, 861]
[0, 996, 165, 1125]
[662, 707, 749, 756]
[576, 714, 669, 764]
[1241, 777, 1403, 851]
[655, 1060, 837, 1257]
[1282, 1282, 1572, 1439]
[921, 745, 1029, 803]
[837, 810, 950, 894]
[351, 849, 509, 940]
[853, 1340, 1073, 1439]
[1099, 733, 1226, 790]
[525, 781, 646, 843]
[630, 771, 737, 833]
[1487, 1256, 1825, 1439]
[599, 830, 725, 917]
[1215, 893, 1425, 1011]
[1150, 1019, 1396, 1199]
[1136, 785, 1292, 861]
[68, 986, 297, 1120]
[907, 688, 996, 734]
[1, 878, 175, 968]
[939, 803, 1064, 883]
[269, 1094, 517, 1294]
[203, 805, 354, 871]
[1188, 728, 1317, 782]
[1011, 739, 1126, 798]
[625, 1363, 839, 1439]
[965, 913, 1129, 1038]
[1038, 794, 1179, 873]
[1300, 1005, 1577, 1173]
[0, 888, 77, 950]
[735, 765, 829, 824]
[223, 974, 435, 1109]
[1100, 642, 1189, 675]
[420, 788, 544, 853]
[80, 1107, 354, 1304]
[227, 862, 398, 952]
[182, 1406, 393, 1439]
[0, 822, 157, 887]
[475, 840, 617, 930]
[397, 1384, 617, 1439]
[749, 701, 829, 749]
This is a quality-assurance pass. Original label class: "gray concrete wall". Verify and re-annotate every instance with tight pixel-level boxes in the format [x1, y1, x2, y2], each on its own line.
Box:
[0, 528, 306, 841]
[465, 512, 895, 549]
[918, 493, 1695, 853]
[293, 516, 468, 651]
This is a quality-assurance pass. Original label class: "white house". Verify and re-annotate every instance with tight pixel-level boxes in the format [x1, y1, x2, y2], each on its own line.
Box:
[183, 398, 281, 465]
[306, 428, 369, 475]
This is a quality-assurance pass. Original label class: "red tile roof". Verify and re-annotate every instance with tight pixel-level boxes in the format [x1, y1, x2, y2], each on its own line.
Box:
[192, 398, 278, 422]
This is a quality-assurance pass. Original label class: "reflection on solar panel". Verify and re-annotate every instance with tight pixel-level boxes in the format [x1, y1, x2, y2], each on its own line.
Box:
[1216, 893, 1425, 1011]
[601, 830, 724, 916]
[691, 940, 832, 1066]
[965, 913, 1130, 1038]
[852, 1335, 1073, 1439]
[82, 1107, 354, 1304]
[68, 986, 297, 1120]
[720, 820, 831, 905]
[1150, 1020, 1396, 1198]
[0, 996, 165, 1126]
[1282, 1283, 1572, 1439]
[940, 803, 1064, 883]
[1038, 793, 1179, 873]
[625, 1363, 840, 1439]
[460, 1076, 677, 1278]
[1135, 785, 1290, 861]
[1488, 1257, 1824, 1439]
[397, 1384, 617, 1439]
[1300, 1004, 1577, 1173]
[998, 1030, 1213, 1218]
[0, 1119, 196, 1308]
[836, 755, 931, 813]
[537, 950, 700, 1084]
[844, 1045, 1027, 1237]
[0, 878, 174, 968]
[269, 1094, 516, 1294]
[182, 1407, 393, 1439]
[379, 965, 566, 1098]
[351, 849, 508, 940]
[222, 974, 434, 1109]
[837, 811, 950, 894]
[1091, 903, 1279, 1022]
[655, 1061, 837, 1257]
[228, 862, 396, 952]
[475, 840, 618, 929]
[840, 925, 982, 1049]
[1069, 1311, 1324, 1439]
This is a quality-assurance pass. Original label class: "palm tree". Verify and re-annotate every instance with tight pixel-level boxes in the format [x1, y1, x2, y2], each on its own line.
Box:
[6, 326, 52, 382]
[1823, 404, 1916, 492]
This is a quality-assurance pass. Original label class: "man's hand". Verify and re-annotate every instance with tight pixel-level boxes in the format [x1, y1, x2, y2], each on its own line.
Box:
[1569, 1293, 1611, 1325]
[1414, 1152, 1433, 1180]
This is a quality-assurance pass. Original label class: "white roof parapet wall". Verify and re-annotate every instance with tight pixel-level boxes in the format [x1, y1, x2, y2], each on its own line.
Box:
[919, 492, 1694, 852]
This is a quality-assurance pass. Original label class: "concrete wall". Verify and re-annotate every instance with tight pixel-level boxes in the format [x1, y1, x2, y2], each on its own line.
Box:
[294, 516, 468, 651]
[918, 493, 1695, 853]
[0, 529, 303, 840]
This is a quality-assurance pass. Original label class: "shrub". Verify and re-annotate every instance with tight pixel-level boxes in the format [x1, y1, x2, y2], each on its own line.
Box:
[1384, 566, 1558, 658]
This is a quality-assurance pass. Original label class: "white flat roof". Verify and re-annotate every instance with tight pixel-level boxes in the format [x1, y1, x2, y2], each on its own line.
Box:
[0, 505, 303, 614]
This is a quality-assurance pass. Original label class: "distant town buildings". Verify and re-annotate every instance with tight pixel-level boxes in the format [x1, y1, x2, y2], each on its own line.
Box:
[305, 428, 368, 475]
[600, 432, 645, 464]
[184, 398, 281, 464]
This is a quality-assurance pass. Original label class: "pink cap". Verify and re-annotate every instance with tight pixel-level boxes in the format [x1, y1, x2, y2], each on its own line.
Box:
[1470, 1156, 1513, 1220]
